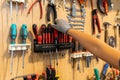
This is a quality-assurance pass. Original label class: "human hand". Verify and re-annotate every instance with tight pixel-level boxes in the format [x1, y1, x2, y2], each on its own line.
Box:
[52, 19, 71, 33]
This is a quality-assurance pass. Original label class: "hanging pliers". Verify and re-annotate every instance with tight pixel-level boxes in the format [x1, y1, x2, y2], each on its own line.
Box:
[92, 9, 101, 34]
[47, 0, 57, 22]
[27, 0, 43, 19]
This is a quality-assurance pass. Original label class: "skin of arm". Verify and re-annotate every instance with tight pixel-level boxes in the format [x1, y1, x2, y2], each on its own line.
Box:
[67, 28, 120, 69]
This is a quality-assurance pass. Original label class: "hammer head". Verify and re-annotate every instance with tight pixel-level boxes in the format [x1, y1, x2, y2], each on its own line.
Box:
[103, 22, 111, 27]
[114, 23, 120, 27]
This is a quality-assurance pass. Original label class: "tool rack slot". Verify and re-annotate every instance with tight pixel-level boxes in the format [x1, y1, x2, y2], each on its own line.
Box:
[8, 44, 31, 52]
[34, 39, 73, 53]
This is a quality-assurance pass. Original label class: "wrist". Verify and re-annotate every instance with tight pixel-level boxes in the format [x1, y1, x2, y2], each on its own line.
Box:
[67, 28, 74, 35]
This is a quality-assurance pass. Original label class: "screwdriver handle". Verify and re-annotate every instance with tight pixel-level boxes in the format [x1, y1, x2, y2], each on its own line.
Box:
[102, 63, 109, 76]
[37, 35, 42, 44]
[32, 24, 38, 39]
[50, 26, 54, 44]
[94, 68, 100, 80]
[41, 24, 46, 44]
[47, 24, 51, 44]
[21, 24, 28, 44]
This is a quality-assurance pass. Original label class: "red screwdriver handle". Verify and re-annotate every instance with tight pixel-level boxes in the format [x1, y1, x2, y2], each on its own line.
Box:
[41, 24, 46, 44]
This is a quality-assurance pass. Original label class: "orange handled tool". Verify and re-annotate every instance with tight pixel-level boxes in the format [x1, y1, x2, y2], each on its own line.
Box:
[27, 0, 43, 19]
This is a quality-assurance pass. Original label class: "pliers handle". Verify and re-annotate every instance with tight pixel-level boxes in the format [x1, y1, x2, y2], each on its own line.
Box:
[27, 0, 43, 19]
[47, 3, 57, 22]
[92, 9, 101, 34]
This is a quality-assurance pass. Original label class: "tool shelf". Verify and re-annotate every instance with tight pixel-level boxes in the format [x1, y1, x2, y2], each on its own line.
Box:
[8, 44, 31, 52]
[33, 39, 73, 53]
[70, 52, 93, 59]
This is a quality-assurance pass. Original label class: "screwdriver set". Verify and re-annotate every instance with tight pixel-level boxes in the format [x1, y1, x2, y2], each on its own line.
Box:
[32, 24, 73, 53]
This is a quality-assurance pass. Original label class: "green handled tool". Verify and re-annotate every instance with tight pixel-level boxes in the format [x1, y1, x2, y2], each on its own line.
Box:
[94, 68, 100, 80]
[20, 24, 28, 69]
[10, 24, 17, 74]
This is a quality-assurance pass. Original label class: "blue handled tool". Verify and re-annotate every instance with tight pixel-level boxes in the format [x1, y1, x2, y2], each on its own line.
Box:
[101, 63, 109, 79]
[10, 24, 17, 74]
[20, 24, 28, 68]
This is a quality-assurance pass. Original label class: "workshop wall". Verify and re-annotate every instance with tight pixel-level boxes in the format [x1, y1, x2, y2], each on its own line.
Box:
[0, 0, 120, 80]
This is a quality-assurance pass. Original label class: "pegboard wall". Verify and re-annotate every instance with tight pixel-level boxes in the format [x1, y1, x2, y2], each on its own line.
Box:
[0, 0, 120, 80]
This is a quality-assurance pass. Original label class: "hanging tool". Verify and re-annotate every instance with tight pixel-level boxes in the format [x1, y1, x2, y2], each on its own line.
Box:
[10, 0, 13, 18]
[20, 24, 28, 69]
[27, 0, 43, 19]
[77, 58, 81, 72]
[97, 0, 112, 15]
[94, 68, 100, 80]
[10, 24, 17, 74]
[32, 24, 38, 39]
[90, 0, 101, 35]
[47, 24, 53, 66]
[47, 0, 57, 22]
[113, 25, 118, 48]
[40, 24, 46, 44]
[15, 0, 19, 16]
[101, 63, 109, 80]
[77, 0, 84, 6]
[46, 67, 59, 80]
[108, 36, 115, 48]
[10, 74, 39, 80]
[103, 22, 111, 43]
[32, 24, 42, 44]
[72, 0, 76, 17]
[54, 28, 59, 66]
[92, 9, 101, 34]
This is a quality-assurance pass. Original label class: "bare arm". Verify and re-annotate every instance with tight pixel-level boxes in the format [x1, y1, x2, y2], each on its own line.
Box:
[67, 28, 120, 69]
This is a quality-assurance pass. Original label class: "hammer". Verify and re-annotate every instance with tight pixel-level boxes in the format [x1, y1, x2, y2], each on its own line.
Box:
[114, 24, 120, 47]
[103, 22, 111, 43]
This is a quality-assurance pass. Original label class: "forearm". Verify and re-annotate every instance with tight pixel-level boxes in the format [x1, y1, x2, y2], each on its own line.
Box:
[67, 28, 120, 69]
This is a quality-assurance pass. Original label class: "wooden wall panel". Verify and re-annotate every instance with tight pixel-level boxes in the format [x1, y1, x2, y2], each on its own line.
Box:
[0, 0, 120, 80]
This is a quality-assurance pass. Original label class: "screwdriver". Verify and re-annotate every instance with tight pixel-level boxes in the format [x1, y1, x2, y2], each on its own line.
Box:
[54, 29, 59, 66]
[32, 24, 38, 40]
[47, 24, 52, 66]
[32, 24, 42, 44]
[40, 24, 46, 44]
[10, 24, 17, 74]
[10, 0, 13, 19]
[20, 24, 28, 69]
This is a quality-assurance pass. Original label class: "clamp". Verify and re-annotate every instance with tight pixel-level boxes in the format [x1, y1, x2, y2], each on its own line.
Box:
[47, 0, 57, 22]
[27, 0, 43, 19]
[92, 9, 101, 34]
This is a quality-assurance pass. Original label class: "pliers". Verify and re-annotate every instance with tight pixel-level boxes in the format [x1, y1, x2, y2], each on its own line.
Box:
[47, 0, 57, 22]
[92, 9, 101, 34]
[27, 0, 43, 19]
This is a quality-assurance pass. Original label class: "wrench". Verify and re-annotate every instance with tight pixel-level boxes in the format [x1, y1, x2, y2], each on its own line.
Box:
[68, 17, 85, 23]
[69, 23, 84, 27]
[72, 0, 76, 17]
[69, 19, 85, 23]
[66, 7, 82, 12]
[67, 14, 86, 19]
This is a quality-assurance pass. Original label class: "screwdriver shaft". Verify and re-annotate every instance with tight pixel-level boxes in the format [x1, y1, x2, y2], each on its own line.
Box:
[10, 50, 14, 74]
[22, 50, 25, 69]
